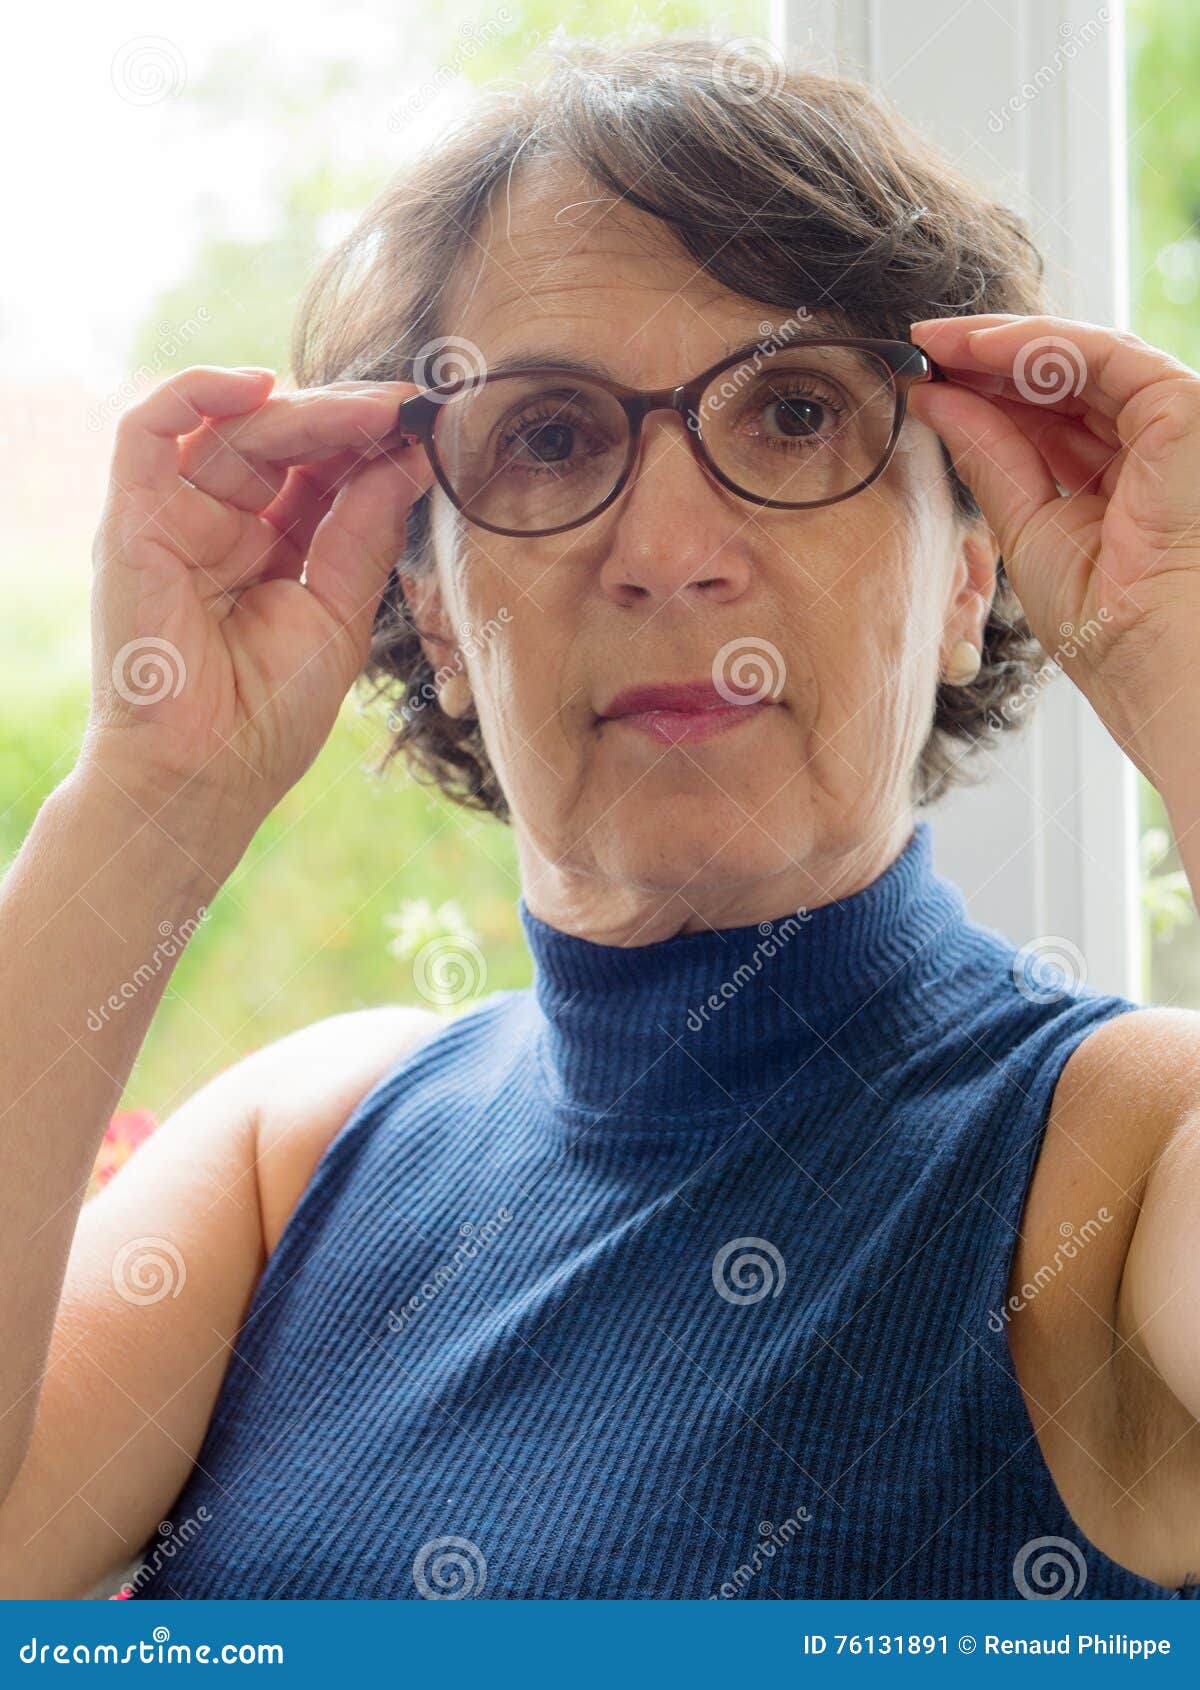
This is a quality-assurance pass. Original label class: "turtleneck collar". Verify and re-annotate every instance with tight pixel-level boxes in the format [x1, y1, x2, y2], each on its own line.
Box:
[516, 821, 971, 1124]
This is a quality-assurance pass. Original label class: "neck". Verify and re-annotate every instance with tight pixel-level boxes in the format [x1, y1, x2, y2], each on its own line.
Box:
[514, 810, 917, 945]
[518, 819, 970, 1126]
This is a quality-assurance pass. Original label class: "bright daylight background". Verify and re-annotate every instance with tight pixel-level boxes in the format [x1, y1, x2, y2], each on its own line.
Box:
[1, 0, 1198, 1138]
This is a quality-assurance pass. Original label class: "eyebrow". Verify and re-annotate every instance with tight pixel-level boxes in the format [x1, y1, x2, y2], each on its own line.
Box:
[481, 324, 875, 385]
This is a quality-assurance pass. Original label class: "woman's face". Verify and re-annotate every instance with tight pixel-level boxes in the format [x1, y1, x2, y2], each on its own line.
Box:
[402, 162, 998, 939]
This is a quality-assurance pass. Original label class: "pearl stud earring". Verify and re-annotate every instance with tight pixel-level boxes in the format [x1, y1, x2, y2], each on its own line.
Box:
[942, 639, 982, 686]
[436, 672, 473, 719]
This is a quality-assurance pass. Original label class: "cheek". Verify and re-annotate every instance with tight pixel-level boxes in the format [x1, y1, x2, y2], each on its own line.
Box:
[785, 502, 938, 713]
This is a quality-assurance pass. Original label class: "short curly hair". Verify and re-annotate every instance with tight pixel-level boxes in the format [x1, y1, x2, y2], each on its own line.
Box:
[291, 32, 1053, 821]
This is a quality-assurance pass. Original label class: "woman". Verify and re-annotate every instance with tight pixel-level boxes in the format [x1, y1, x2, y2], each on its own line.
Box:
[2, 35, 1199, 1602]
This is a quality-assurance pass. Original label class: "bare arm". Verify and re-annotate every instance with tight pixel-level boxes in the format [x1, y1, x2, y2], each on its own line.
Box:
[0, 761, 245, 1507]
[0, 1000, 442, 1599]
[0, 360, 435, 1592]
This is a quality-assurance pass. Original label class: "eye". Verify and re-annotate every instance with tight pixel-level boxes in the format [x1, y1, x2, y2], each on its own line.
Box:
[496, 403, 612, 475]
[757, 381, 847, 447]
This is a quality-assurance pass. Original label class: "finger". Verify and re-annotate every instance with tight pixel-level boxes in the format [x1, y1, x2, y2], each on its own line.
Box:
[177, 447, 402, 596]
[255, 454, 364, 575]
[906, 379, 1062, 560]
[111, 367, 277, 497]
[179, 383, 421, 511]
[912, 315, 1194, 423]
[928, 361, 1126, 452]
[302, 450, 434, 651]
[980, 393, 1122, 499]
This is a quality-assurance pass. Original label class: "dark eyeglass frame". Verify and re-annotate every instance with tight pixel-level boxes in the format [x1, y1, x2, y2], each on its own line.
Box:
[392, 335, 946, 539]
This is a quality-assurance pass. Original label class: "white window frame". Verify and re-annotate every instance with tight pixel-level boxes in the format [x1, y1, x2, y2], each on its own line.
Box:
[771, 0, 1140, 1000]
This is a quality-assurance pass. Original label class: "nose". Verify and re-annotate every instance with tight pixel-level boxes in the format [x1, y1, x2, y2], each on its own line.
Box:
[597, 409, 753, 608]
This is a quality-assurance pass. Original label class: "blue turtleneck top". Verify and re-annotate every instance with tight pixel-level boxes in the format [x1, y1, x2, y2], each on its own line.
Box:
[127, 821, 1197, 1600]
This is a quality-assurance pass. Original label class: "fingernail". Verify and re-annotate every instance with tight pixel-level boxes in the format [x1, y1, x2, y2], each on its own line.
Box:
[234, 365, 276, 375]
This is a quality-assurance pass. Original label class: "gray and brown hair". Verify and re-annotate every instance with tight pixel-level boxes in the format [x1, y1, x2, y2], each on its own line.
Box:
[292, 32, 1053, 821]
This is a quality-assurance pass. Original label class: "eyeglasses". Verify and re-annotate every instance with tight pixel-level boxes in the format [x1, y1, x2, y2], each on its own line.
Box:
[392, 335, 944, 539]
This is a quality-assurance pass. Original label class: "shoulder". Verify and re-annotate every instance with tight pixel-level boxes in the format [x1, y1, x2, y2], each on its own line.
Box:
[1014, 1005, 1200, 1580]
[1026, 1003, 1200, 1235]
[237, 1004, 450, 1256]
[1008, 1003, 1200, 1385]
[1043, 1002, 1200, 1172]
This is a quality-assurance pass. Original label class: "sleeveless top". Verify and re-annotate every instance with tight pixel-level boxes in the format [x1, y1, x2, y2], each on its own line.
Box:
[127, 821, 1198, 1600]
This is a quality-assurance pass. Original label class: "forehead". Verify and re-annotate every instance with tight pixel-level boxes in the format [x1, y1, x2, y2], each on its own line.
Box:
[437, 157, 846, 379]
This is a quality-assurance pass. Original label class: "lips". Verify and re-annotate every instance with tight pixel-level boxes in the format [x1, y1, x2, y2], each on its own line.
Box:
[599, 679, 775, 746]
[601, 680, 761, 717]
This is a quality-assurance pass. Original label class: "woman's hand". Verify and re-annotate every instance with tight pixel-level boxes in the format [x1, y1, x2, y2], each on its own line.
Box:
[86, 365, 433, 826]
[906, 313, 1200, 792]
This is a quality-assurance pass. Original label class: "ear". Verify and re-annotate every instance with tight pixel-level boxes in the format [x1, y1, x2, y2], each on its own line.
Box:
[398, 569, 460, 673]
[943, 515, 1001, 650]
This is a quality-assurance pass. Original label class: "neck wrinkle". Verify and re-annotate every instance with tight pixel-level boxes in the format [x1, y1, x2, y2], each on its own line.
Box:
[516, 820, 971, 1126]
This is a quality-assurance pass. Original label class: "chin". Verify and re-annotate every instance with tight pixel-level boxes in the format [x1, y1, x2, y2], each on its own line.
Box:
[597, 791, 812, 894]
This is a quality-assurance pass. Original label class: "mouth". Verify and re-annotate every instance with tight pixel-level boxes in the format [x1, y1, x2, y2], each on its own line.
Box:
[598, 680, 777, 746]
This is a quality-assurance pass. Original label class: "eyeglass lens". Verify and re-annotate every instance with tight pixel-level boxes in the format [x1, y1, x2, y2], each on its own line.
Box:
[432, 344, 899, 535]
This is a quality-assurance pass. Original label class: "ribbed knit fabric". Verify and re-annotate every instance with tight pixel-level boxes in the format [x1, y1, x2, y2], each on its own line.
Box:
[128, 821, 1198, 1600]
